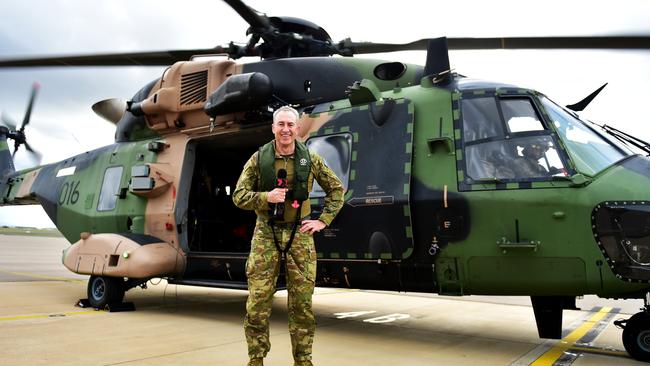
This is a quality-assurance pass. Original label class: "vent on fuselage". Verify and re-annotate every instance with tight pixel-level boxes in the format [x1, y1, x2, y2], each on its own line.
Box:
[180, 70, 208, 105]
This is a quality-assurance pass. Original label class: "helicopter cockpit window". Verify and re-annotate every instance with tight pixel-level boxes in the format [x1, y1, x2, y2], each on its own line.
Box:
[306, 133, 352, 198]
[462, 98, 504, 143]
[462, 96, 568, 183]
[465, 135, 566, 181]
[501, 99, 545, 133]
[540, 96, 630, 176]
[97, 166, 123, 211]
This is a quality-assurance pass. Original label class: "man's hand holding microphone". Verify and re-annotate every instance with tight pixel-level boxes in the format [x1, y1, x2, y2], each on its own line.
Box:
[266, 168, 325, 234]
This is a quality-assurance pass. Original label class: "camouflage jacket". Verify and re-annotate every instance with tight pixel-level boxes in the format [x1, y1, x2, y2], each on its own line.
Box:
[233, 147, 344, 225]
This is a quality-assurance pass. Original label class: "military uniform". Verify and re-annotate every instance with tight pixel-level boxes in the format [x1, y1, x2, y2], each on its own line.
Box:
[233, 140, 344, 365]
[513, 156, 549, 178]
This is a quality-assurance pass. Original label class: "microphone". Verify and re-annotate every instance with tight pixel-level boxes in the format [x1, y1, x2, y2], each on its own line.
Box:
[272, 169, 287, 220]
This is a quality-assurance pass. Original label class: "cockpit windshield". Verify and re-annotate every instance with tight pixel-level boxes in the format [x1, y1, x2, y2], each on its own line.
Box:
[461, 95, 569, 185]
[540, 97, 632, 176]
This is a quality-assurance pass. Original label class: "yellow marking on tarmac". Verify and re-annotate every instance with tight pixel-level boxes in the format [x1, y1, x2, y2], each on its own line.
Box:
[0, 269, 85, 283]
[0, 309, 106, 322]
[531, 307, 613, 366]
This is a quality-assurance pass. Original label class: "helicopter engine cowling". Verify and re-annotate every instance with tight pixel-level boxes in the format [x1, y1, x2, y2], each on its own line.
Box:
[204, 72, 273, 117]
[127, 59, 239, 132]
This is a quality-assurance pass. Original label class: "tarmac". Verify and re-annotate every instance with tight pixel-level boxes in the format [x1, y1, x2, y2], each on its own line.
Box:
[1, 234, 647, 365]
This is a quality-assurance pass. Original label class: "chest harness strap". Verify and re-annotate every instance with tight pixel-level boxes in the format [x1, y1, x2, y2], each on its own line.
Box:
[269, 201, 304, 265]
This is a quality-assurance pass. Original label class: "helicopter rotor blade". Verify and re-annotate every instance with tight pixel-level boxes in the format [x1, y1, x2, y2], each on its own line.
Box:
[339, 36, 650, 55]
[448, 36, 650, 50]
[0, 45, 243, 68]
[20, 82, 40, 132]
[222, 0, 272, 34]
[2, 36, 649, 68]
[92, 98, 128, 124]
[0, 112, 18, 131]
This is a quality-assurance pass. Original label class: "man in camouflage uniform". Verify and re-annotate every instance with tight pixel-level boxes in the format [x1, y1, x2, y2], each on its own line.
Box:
[233, 105, 344, 366]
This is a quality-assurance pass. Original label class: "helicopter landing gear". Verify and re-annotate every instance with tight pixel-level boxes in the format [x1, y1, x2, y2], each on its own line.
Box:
[86, 275, 125, 309]
[615, 294, 650, 362]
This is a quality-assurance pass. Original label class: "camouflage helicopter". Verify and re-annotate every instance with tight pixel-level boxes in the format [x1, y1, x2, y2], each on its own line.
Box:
[3, 0, 650, 361]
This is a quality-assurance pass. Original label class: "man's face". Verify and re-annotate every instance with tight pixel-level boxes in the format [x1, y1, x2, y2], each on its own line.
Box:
[272, 110, 299, 149]
[525, 143, 548, 161]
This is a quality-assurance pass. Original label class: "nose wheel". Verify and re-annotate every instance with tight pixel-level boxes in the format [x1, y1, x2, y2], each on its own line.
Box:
[616, 295, 650, 362]
[87, 275, 125, 308]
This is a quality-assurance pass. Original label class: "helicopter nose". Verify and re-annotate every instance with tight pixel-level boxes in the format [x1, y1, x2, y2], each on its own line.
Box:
[592, 202, 650, 282]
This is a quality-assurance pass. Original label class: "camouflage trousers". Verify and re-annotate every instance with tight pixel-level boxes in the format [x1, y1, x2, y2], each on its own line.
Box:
[245, 219, 317, 362]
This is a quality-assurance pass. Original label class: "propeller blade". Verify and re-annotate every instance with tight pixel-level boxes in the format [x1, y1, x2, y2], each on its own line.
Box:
[0, 112, 18, 131]
[338, 36, 650, 55]
[0, 45, 241, 68]
[24, 141, 43, 164]
[20, 82, 40, 132]
[92, 98, 128, 124]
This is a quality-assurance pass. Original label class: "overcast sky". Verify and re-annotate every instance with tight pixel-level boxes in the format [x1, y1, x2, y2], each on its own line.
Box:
[1, 0, 650, 228]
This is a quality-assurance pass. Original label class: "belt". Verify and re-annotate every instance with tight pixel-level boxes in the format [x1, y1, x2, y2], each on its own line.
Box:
[258, 216, 309, 228]
[272, 222, 296, 229]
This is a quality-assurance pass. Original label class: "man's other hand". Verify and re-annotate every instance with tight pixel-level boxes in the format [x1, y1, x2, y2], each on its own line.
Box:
[300, 220, 326, 235]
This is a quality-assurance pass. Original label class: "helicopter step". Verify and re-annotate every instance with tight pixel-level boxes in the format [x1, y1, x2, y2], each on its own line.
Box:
[168, 278, 249, 290]
[174, 252, 290, 290]
[182, 252, 248, 281]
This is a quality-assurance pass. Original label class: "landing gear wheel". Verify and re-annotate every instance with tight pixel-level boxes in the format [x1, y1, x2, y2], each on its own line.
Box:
[622, 312, 650, 362]
[87, 275, 125, 308]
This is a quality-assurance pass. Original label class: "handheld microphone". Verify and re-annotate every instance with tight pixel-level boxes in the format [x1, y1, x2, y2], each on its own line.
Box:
[272, 169, 287, 220]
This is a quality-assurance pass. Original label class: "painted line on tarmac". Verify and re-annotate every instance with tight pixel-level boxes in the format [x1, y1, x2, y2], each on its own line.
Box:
[529, 307, 615, 366]
[568, 345, 628, 357]
[552, 308, 624, 365]
[0, 309, 106, 322]
[0, 269, 85, 283]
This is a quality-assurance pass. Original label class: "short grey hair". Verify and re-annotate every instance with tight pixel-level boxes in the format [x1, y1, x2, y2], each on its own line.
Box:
[273, 105, 299, 123]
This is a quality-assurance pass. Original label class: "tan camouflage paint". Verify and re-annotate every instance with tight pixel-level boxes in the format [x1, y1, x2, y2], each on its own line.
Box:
[143, 133, 188, 250]
[63, 233, 184, 278]
[140, 60, 239, 133]
[297, 113, 333, 141]
[13, 168, 41, 202]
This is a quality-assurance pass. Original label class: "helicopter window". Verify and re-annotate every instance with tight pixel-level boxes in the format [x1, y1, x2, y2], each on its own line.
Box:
[306, 133, 352, 198]
[461, 97, 504, 143]
[500, 99, 544, 133]
[97, 166, 123, 211]
[540, 97, 630, 176]
[465, 135, 567, 182]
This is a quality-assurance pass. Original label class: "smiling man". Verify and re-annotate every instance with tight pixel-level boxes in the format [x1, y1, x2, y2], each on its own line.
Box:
[233, 105, 344, 366]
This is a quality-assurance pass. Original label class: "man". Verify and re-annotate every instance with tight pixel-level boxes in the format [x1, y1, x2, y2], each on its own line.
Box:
[513, 138, 552, 178]
[233, 105, 344, 366]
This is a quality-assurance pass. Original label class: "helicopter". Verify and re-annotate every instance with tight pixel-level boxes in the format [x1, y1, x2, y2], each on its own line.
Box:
[3, 0, 650, 362]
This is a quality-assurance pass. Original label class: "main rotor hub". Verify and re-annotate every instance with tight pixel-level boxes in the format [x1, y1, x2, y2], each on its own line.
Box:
[246, 15, 335, 59]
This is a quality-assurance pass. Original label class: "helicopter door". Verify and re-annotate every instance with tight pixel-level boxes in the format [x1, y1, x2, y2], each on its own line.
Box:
[305, 99, 414, 260]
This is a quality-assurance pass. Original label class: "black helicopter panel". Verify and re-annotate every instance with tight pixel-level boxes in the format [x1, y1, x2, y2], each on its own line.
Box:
[309, 99, 414, 260]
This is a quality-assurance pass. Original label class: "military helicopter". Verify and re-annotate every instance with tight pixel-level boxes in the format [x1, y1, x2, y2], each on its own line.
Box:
[3, 0, 650, 361]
